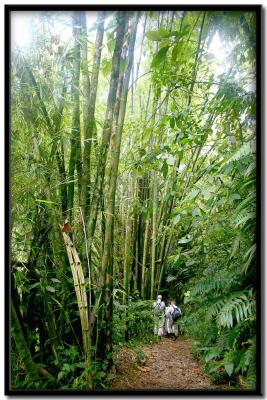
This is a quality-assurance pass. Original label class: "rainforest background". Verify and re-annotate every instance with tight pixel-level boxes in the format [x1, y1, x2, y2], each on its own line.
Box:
[8, 7, 258, 391]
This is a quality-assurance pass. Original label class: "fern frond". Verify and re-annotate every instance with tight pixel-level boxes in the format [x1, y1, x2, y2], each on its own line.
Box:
[235, 192, 255, 214]
[209, 292, 255, 329]
[242, 243, 256, 274]
[219, 141, 256, 172]
[234, 210, 255, 228]
[217, 293, 255, 328]
[244, 162, 256, 177]
[215, 333, 229, 352]
[227, 321, 245, 349]
[192, 277, 224, 296]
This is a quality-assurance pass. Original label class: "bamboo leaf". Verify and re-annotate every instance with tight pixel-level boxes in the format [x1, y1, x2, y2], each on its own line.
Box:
[29, 282, 40, 290]
[46, 285, 56, 293]
[169, 116, 175, 128]
[151, 47, 169, 68]
[225, 362, 234, 376]
[146, 31, 163, 41]
[161, 161, 168, 178]
[173, 214, 181, 225]
[51, 278, 61, 283]
[35, 199, 57, 204]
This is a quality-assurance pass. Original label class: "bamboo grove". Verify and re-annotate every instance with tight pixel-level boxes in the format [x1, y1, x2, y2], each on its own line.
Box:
[10, 9, 257, 390]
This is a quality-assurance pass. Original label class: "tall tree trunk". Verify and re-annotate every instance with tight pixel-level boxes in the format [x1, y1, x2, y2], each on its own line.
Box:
[187, 12, 206, 108]
[150, 172, 158, 299]
[86, 11, 127, 255]
[52, 79, 68, 217]
[68, 12, 81, 222]
[141, 218, 149, 299]
[80, 11, 105, 220]
[99, 12, 139, 362]
[135, 13, 147, 91]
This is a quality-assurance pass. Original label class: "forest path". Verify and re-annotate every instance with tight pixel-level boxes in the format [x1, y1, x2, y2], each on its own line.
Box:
[109, 336, 224, 391]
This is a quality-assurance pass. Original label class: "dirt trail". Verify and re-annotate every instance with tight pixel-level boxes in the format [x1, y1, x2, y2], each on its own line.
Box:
[109, 336, 225, 391]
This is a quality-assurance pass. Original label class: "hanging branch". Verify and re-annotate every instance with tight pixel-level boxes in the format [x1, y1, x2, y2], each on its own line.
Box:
[22, 58, 68, 217]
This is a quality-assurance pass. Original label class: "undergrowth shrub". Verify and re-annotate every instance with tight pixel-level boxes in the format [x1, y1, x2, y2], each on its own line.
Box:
[113, 300, 155, 345]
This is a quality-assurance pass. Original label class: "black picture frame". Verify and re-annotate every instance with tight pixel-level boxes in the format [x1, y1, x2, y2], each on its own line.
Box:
[5, 4, 262, 396]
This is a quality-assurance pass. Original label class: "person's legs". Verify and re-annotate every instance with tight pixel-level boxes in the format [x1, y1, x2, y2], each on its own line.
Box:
[165, 316, 172, 335]
[173, 324, 178, 339]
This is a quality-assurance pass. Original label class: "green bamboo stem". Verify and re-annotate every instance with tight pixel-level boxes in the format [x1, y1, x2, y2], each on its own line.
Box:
[11, 301, 40, 384]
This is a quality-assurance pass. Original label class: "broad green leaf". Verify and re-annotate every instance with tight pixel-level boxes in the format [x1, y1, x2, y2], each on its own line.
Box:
[169, 117, 175, 129]
[178, 237, 192, 244]
[107, 37, 115, 54]
[173, 214, 181, 225]
[230, 234, 241, 259]
[146, 31, 163, 41]
[51, 278, 61, 283]
[224, 362, 234, 376]
[172, 44, 179, 62]
[186, 188, 200, 201]
[46, 285, 56, 293]
[166, 275, 176, 283]
[185, 260, 196, 266]
[205, 350, 220, 362]
[192, 208, 200, 217]
[158, 27, 171, 38]
[151, 46, 169, 68]
[57, 371, 65, 381]
[169, 30, 181, 37]
[161, 161, 168, 178]
[29, 282, 40, 290]
[139, 148, 146, 157]
[229, 193, 241, 201]
[101, 58, 112, 77]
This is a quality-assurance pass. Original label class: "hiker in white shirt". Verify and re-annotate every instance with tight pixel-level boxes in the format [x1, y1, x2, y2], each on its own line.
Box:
[153, 295, 166, 339]
[165, 299, 179, 339]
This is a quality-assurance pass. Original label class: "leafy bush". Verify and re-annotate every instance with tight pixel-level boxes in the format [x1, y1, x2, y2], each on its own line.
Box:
[170, 143, 256, 389]
[113, 300, 155, 344]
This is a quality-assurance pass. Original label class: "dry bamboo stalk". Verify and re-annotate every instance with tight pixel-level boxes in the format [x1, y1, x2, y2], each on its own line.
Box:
[61, 232, 91, 373]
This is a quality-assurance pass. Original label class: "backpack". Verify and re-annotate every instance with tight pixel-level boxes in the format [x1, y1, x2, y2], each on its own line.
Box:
[172, 306, 181, 321]
[154, 302, 163, 314]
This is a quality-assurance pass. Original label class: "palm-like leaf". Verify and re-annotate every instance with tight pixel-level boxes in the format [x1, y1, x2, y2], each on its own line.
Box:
[209, 292, 255, 328]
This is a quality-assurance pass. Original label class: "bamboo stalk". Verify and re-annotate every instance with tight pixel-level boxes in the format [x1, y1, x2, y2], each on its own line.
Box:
[11, 301, 40, 384]
[141, 218, 149, 299]
[62, 231, 92, 386]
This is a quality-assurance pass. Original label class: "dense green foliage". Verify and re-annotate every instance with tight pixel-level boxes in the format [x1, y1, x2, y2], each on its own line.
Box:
[10, 9, 257, 391]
